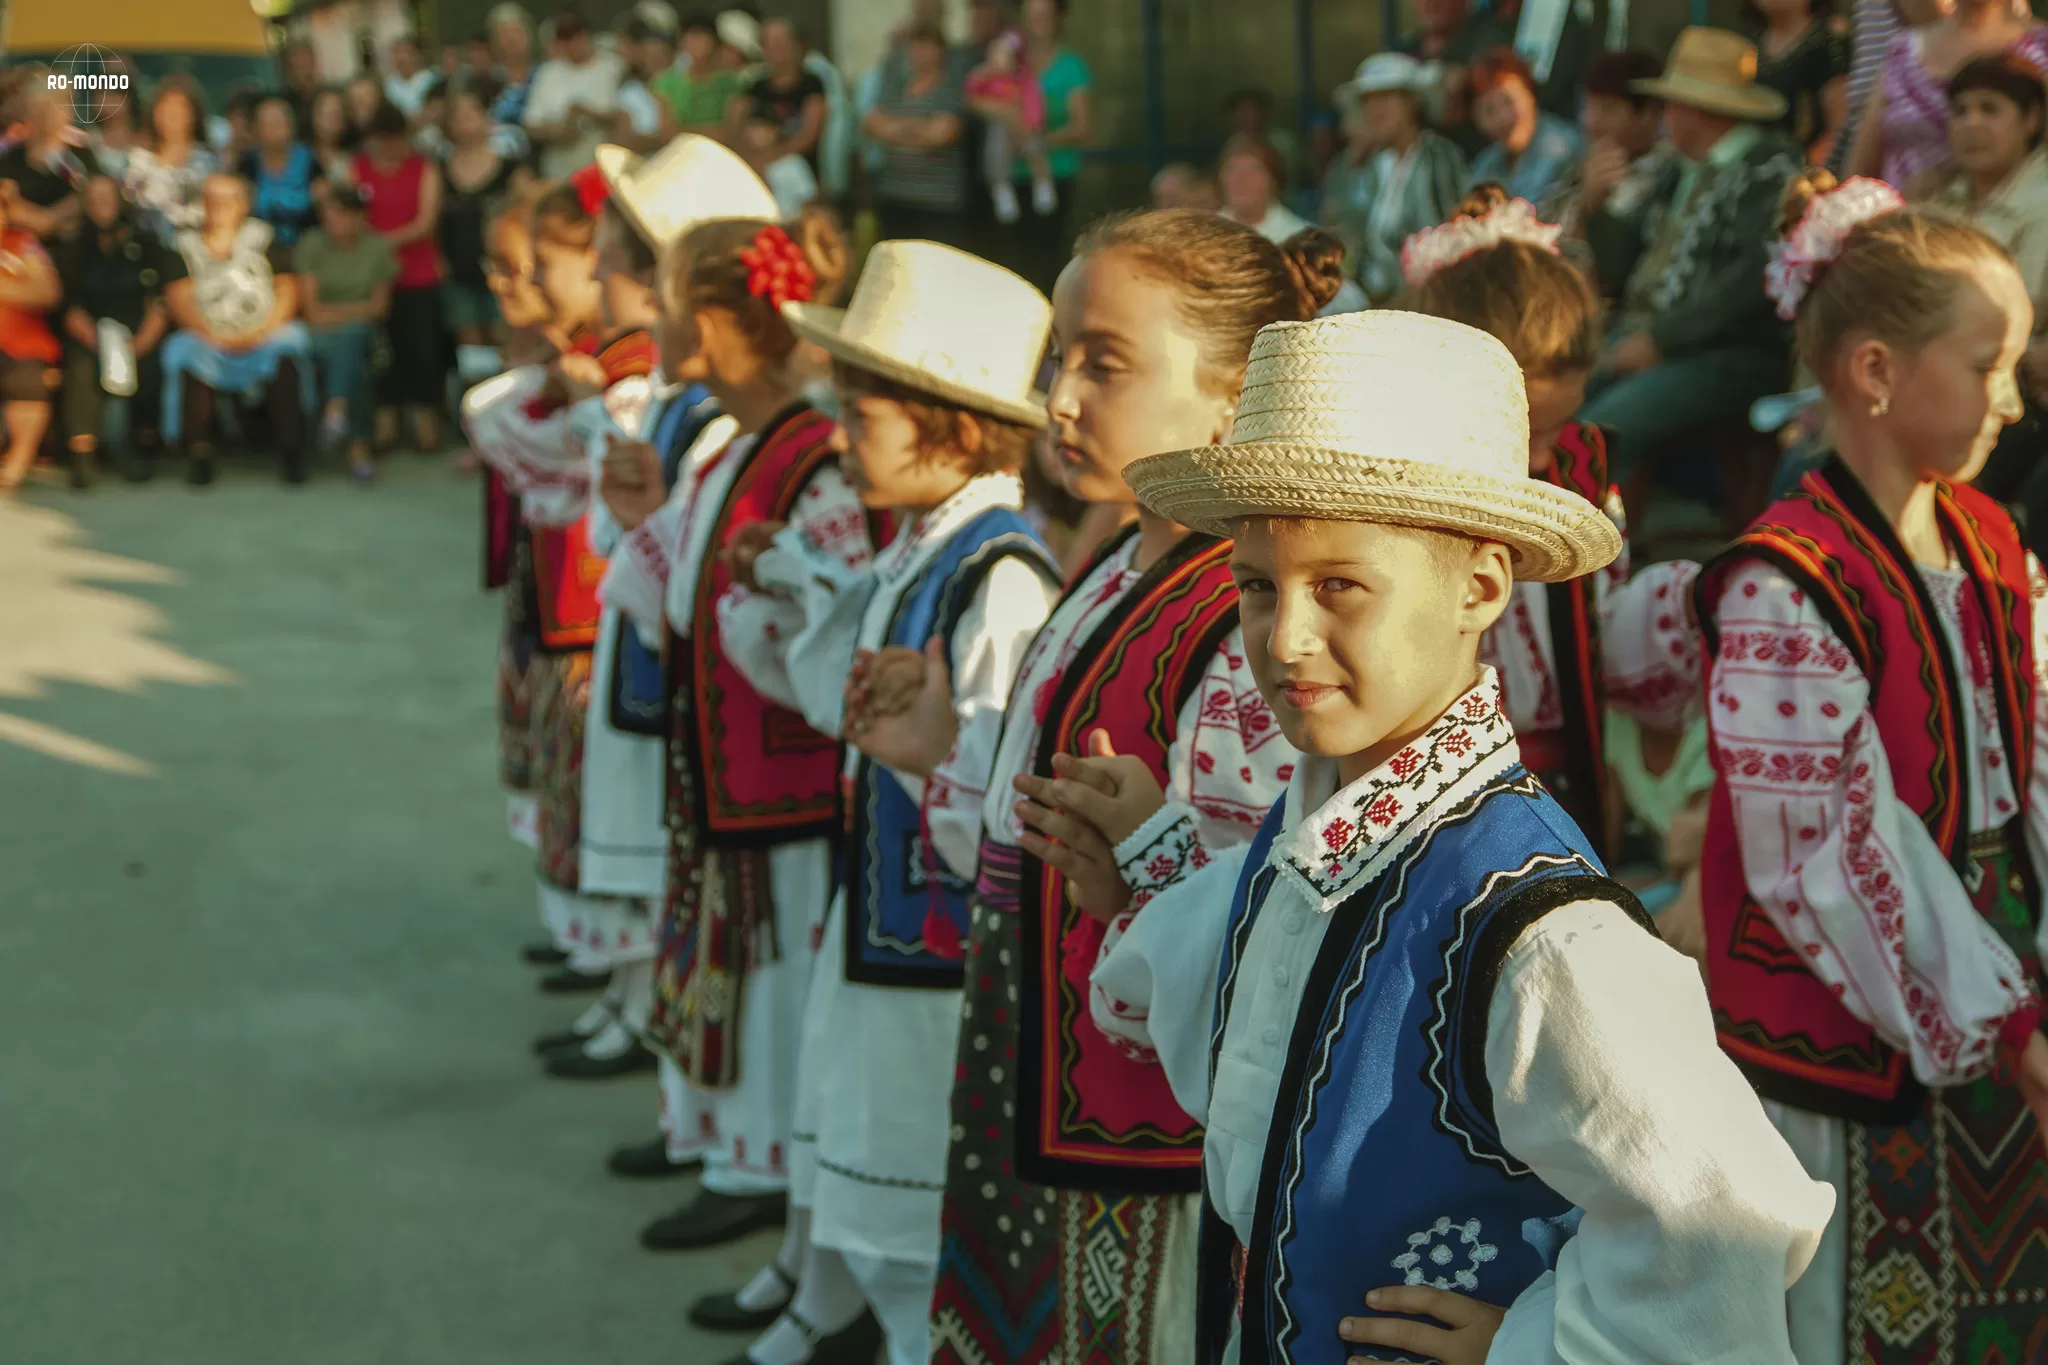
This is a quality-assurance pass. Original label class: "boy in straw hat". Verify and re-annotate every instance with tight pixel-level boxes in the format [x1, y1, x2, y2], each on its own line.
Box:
[1023, 310, 1834, 1363]
[693, 238, 1065, 1365]
[1579, 27, 1802, 508]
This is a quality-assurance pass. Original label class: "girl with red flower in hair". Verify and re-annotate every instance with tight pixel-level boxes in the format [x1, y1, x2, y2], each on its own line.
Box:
[595, 205, 880, 1292]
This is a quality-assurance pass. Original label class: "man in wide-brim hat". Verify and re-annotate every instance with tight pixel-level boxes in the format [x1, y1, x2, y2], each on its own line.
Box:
[1038, 309, 1834, 1365]
[1578, 26, 1803, 516]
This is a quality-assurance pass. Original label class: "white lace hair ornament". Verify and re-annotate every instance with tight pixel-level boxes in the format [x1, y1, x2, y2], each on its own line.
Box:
[1764, 176, 1905, 322]
[1399, 198, 1564, 288]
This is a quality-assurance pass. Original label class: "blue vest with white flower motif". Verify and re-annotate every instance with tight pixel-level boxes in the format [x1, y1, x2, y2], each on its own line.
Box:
[843, 506, 1058, 989]
[1196, 756, 1654, 1365]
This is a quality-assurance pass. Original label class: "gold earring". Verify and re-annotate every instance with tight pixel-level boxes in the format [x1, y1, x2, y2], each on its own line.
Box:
[1870, 395, 1890, 418]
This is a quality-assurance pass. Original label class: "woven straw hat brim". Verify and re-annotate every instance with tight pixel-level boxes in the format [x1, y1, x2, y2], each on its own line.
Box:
[595, 145, 655, 241]
[1123, 443, 1623, 584]
[784, 302, 1049, 429]
[1628, 74, 1786, 122]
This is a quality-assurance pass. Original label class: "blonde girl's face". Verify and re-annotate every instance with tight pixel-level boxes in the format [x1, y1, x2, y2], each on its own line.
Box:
[1886, 257, 2032, 483]
[1044, 249, 1238, 505]
[532, 228, 603, 337]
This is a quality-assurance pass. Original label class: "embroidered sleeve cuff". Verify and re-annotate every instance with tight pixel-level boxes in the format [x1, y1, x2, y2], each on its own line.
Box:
[1114, 802, 1206, 908]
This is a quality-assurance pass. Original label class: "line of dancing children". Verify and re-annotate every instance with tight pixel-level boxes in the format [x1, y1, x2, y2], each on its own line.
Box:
[463, 124, 2048, 1365]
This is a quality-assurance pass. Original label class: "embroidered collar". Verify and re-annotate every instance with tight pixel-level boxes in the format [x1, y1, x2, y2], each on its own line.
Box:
[1270, 668, 1521, 912]
[873, 473, 1024, 586]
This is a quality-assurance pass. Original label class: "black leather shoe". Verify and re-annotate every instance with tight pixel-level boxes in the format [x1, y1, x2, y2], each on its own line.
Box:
[688, 1262, 796, 1332]
[641, 1189, 788, 1251]
[545, 1044, 656, 1080]
[539, 967, 611, 994]
[716, 1310, 881, 1365]
[609, 1136, 702, 1180]
[523, 940, 570, 967]
[184, 450, 216, 487]
[532, 1022, 605, 1055]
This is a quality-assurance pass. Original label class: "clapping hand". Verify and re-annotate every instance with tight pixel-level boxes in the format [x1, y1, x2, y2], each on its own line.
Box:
[1010, 730, 1166, 921]
[599, 438, 666, 530]
[550, 350, 608, 404]
[722, 520, 786, 593]
[1580, 141, 1629, 214]
[1338, 1285, 1506, 1364]
[845, 638, 959, 776]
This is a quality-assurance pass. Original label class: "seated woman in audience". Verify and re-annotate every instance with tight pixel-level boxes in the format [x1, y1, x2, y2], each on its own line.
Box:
[1321, 52, 1468, 302]
[159, 174, 313, 487]
[1929, 52, 2048, 539]
[240, 94, 321, 247]
[345, 76, 386, 140]
[298, 186, 397, 484]
[126, 75, 218, 246]
[1467, 46, 1583, 203]
[58, 176, 171, 486]
[352, 101, 447, 453]
[0, 186, 61, 495]
[1219, 134, 1311, 243]
[1847, 0, 2047, 190]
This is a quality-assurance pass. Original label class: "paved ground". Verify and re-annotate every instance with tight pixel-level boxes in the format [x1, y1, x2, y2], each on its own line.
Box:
[0, 459, 774, 1364]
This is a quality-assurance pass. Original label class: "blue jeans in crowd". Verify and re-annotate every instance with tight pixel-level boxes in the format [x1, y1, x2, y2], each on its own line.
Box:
[308, 322, 377, 442]
[1581, 345, 1790, 480]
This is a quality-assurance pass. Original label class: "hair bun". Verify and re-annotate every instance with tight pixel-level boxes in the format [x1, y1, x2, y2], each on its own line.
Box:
[791, 204, 852, 305]
[1452, 182, 1511, 223]
[1279, 227, 1348, 319]
[1776, 167, 1839, 240]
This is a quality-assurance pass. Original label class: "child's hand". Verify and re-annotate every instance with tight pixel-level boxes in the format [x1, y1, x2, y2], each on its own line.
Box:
[1657, 863, 1708, 966]
[1012, 730, 1168, 849]
[847, 638, 958, 777]
[552, 350, 607, 403]
[1663, 792, 1709, 872]
[722, 520, 786, 592]
[859, 646, 930, 719]
[1339, 1286, 1505, 1365]
[599, 439, 665, 530]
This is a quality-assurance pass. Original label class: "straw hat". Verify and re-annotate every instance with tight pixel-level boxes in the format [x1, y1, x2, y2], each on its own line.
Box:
[1337, 52, 1431, 106]
[1630, 27, 1788, 122]
[596, 134, 780, 251]
[783, 241, 1051, 428]
[1121, 313, 1621, 583]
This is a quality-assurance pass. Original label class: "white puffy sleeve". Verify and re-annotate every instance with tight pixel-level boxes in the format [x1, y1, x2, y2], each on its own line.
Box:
[2022, 555, 2048, 965]
[1710, 559, 2038, 1086]
[1483, 900, 1835, 1364]
[1085, 847, 1250, 1126]
[603, 492, 687, 649]
[576, 380, 656, 556]
[1599, 560, 1706, 729]
[909, 556, 1062, 880]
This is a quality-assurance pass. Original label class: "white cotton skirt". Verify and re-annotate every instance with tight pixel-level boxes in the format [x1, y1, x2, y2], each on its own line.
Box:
[577, 609, 668, 899]
[792, 893, 964, 1268]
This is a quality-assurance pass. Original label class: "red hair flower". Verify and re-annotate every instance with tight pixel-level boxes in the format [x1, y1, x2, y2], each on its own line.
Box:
[740, 225, 817, 310]
[568, 164, 610, 218]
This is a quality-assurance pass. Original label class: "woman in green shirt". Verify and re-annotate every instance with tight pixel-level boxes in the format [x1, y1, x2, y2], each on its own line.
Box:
[981, 0, 1093, 290]
[654, 14, 748, 135]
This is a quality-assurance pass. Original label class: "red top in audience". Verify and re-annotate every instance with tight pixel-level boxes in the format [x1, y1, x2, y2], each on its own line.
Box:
[352, 151, 444, 290]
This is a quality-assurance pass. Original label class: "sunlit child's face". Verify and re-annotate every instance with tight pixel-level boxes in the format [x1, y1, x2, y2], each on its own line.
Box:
[1883, 257, 2034, 484]
[834, 387, 977, 511]
[1230, 517, 1509, 776]
[1525, 371, 1588, 473]
[532, 221, 603, 336]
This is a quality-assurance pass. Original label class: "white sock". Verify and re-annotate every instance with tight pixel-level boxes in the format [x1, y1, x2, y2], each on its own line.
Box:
[746, 1242, 862, 1365]
[568, 998, 613, 1037]
[578, 1018, 634, 1061]
[736, 1206, 809, 1311]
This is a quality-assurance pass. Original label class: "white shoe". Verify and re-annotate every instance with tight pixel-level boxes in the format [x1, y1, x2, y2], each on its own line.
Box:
[1032, 179, 1058, 215]
[992, 181, 1021, 224]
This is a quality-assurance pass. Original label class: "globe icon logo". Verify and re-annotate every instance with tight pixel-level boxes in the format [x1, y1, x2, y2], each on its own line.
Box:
[50, 45, 132, 127]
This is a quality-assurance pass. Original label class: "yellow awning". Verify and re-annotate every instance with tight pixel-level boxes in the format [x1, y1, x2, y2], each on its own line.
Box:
[7, 0, 275, 55]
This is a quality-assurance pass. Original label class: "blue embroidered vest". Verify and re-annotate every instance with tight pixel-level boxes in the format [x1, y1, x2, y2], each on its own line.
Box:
[608, 385, 718, 737]
[844, 506, 1058, 989]
[1197, 766, 1654, 1365]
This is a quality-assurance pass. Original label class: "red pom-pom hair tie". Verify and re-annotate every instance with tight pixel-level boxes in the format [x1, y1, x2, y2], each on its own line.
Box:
[740, 225, 817, 311]
[568, 163, 611, 218]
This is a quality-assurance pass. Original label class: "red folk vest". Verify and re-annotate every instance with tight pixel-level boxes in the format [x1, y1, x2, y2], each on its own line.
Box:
[1694, 459, 2035, 1122]
[522, 330, 658, 652]
[1532, 421, 1614, 861]
[679, 403, 847, 848]
[1018, 527, 1242, 1193]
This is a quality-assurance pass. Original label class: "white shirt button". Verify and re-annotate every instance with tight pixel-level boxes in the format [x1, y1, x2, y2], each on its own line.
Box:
[1284, 912, 1305, 935]
[1261, 1025, 1282, 1046]
[1274, 966, 1290, 988]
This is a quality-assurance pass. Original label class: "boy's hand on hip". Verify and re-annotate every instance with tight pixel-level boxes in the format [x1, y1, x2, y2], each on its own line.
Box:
[1341, 1286, 1504, 1365]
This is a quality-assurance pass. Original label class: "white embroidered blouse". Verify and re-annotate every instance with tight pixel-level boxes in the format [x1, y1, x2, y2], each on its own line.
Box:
[599, 419, 873, 648]
[461, 368, 654, 528]
[727, 473, 1063, 879]
[1089, 669, 1835, 1363]
[925, 532, 1295, 887]
[1705, 556, 2048, 1088]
